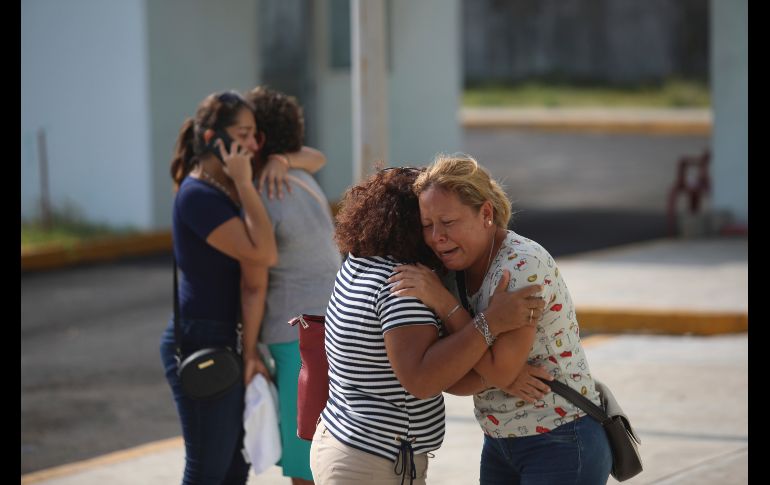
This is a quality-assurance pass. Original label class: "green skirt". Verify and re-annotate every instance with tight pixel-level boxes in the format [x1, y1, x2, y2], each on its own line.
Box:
[267, 340, 313, 481]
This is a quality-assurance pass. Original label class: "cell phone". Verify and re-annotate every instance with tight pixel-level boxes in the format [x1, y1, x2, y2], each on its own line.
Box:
[207, 129, 234, 165]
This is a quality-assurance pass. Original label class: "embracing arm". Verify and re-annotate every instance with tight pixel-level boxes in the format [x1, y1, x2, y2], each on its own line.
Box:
[445, 369, 486, 396]
[258, 146, 327, 200]
[283, 146, 326, 173]
[206, 183, 278, 267]
[443, 306, 536, 389]
[443, 347, 552, 402]
[385, 273, 537, 399]
[384, 320, 490, 400]
[240, 263, 271, 385]
[389, 264, 549, 396]
[205, 141, 278, 266]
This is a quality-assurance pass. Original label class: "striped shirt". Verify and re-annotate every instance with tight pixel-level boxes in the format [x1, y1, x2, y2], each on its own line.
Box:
[320, 254, 446, 462]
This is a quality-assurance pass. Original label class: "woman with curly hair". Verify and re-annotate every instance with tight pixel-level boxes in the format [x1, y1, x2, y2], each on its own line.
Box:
[247, 85, 326, 201]
[242, 86, 338, 485]
[309, 167, 547, 485]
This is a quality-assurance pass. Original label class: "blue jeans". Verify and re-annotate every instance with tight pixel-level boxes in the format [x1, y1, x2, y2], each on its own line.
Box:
[479, 416, 612, 485]
[160, 319, 249, 485]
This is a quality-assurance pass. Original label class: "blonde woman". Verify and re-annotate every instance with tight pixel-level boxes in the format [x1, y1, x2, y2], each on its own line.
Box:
[389, 154, 613, 485]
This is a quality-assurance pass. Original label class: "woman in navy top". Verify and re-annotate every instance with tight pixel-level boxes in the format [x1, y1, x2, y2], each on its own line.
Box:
[159, 90, 321, 485]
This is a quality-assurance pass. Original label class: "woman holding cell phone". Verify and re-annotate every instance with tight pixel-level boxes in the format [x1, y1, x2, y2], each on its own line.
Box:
[160, 90, 277, 485]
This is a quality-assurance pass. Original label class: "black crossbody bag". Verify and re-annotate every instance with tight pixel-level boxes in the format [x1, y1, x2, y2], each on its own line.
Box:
[535, 377, 643, 481]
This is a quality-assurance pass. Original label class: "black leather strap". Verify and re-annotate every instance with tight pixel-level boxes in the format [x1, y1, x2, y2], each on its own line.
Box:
[173, 256, 182, 360]
[454, 271, 475, 317]
[537, 377, 610, 425]
[173, 243, 241, 361]
[457, 268, 610, 425]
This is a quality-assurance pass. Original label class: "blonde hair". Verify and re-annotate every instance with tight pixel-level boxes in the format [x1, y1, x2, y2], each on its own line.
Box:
[413, 153, 512, 228]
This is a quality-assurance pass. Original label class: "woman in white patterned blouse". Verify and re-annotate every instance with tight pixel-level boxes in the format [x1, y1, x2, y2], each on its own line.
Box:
[389, 154, 613, 485]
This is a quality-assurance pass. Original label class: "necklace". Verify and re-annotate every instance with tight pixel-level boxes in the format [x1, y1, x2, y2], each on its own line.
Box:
[200, 170, 240, 207]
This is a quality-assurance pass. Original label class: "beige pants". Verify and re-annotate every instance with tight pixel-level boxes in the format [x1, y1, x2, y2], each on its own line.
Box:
[309, 421, 429, 485]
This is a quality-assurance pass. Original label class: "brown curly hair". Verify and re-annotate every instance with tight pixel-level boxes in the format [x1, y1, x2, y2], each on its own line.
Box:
[244, 86, 304, 158]
[334, 168, 440, 266]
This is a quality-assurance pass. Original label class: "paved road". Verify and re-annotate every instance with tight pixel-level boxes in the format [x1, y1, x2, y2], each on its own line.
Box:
[21, 254, 178, 473]
[465, 128, 709, 211]
[21, 129, 710, 473]
[468, 128, 708, 254]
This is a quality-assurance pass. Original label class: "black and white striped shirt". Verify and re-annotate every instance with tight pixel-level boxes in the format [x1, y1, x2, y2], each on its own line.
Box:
[320, 254, 446, 462]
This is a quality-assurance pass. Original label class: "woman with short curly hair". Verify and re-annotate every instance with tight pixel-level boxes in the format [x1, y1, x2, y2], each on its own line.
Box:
[309, 167, 546, 485]
[333, 168, 439, 266]
[243, 86, 335, 484]
[245, 86, 326, 201]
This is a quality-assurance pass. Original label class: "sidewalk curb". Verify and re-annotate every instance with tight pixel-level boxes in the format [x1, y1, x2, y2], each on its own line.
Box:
[21, 437, 183, 484]
[21, 202, 342, 273]
[462, 118, 711, 135]
[577, 307, 748, 335]
[21, 234, 746, 336]
[460, 108, 712, 135]
[21, 231, 172, 272]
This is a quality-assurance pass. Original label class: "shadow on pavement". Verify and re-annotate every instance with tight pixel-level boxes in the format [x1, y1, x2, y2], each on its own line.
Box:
[510, 208, 668, 257]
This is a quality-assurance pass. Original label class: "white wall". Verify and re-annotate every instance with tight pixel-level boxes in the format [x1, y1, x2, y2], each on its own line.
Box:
[21, 0, 153, 228]
[21, 0, 459, 226]
[313, 0, 355, 202]
[389, 0, 462, 167]
[314, 0, 461, 202]
[710, 0, 748, 224]
[146, 0, 260, 228]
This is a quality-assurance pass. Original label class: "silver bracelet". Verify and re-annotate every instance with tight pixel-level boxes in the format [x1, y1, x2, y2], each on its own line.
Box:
[472, 312, 496, 347]
[444, 303, 461, 321]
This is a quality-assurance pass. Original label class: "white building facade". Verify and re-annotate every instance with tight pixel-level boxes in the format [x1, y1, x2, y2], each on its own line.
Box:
[21, 0, 461, 230]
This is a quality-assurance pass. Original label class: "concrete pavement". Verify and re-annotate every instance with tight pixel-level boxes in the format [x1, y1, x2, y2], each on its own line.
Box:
[559, 237, 747, 335]
[21, 332, 748, 484]
[433, 333, 748, 485]
[21, 236, 748, 484]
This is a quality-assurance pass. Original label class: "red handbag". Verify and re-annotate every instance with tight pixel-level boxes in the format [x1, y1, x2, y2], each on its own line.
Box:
[288, 314, 329, 441]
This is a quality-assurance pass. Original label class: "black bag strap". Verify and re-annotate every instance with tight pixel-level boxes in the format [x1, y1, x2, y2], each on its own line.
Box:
[538, 377, 611, 425]
[173, 256, 183, 361]
[457, 268, 607, 425]
[285, 173, 331, 217]
[458, 268, 613, 427]
[174, 251, 243, 359]
[454, 271, 475, 318]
